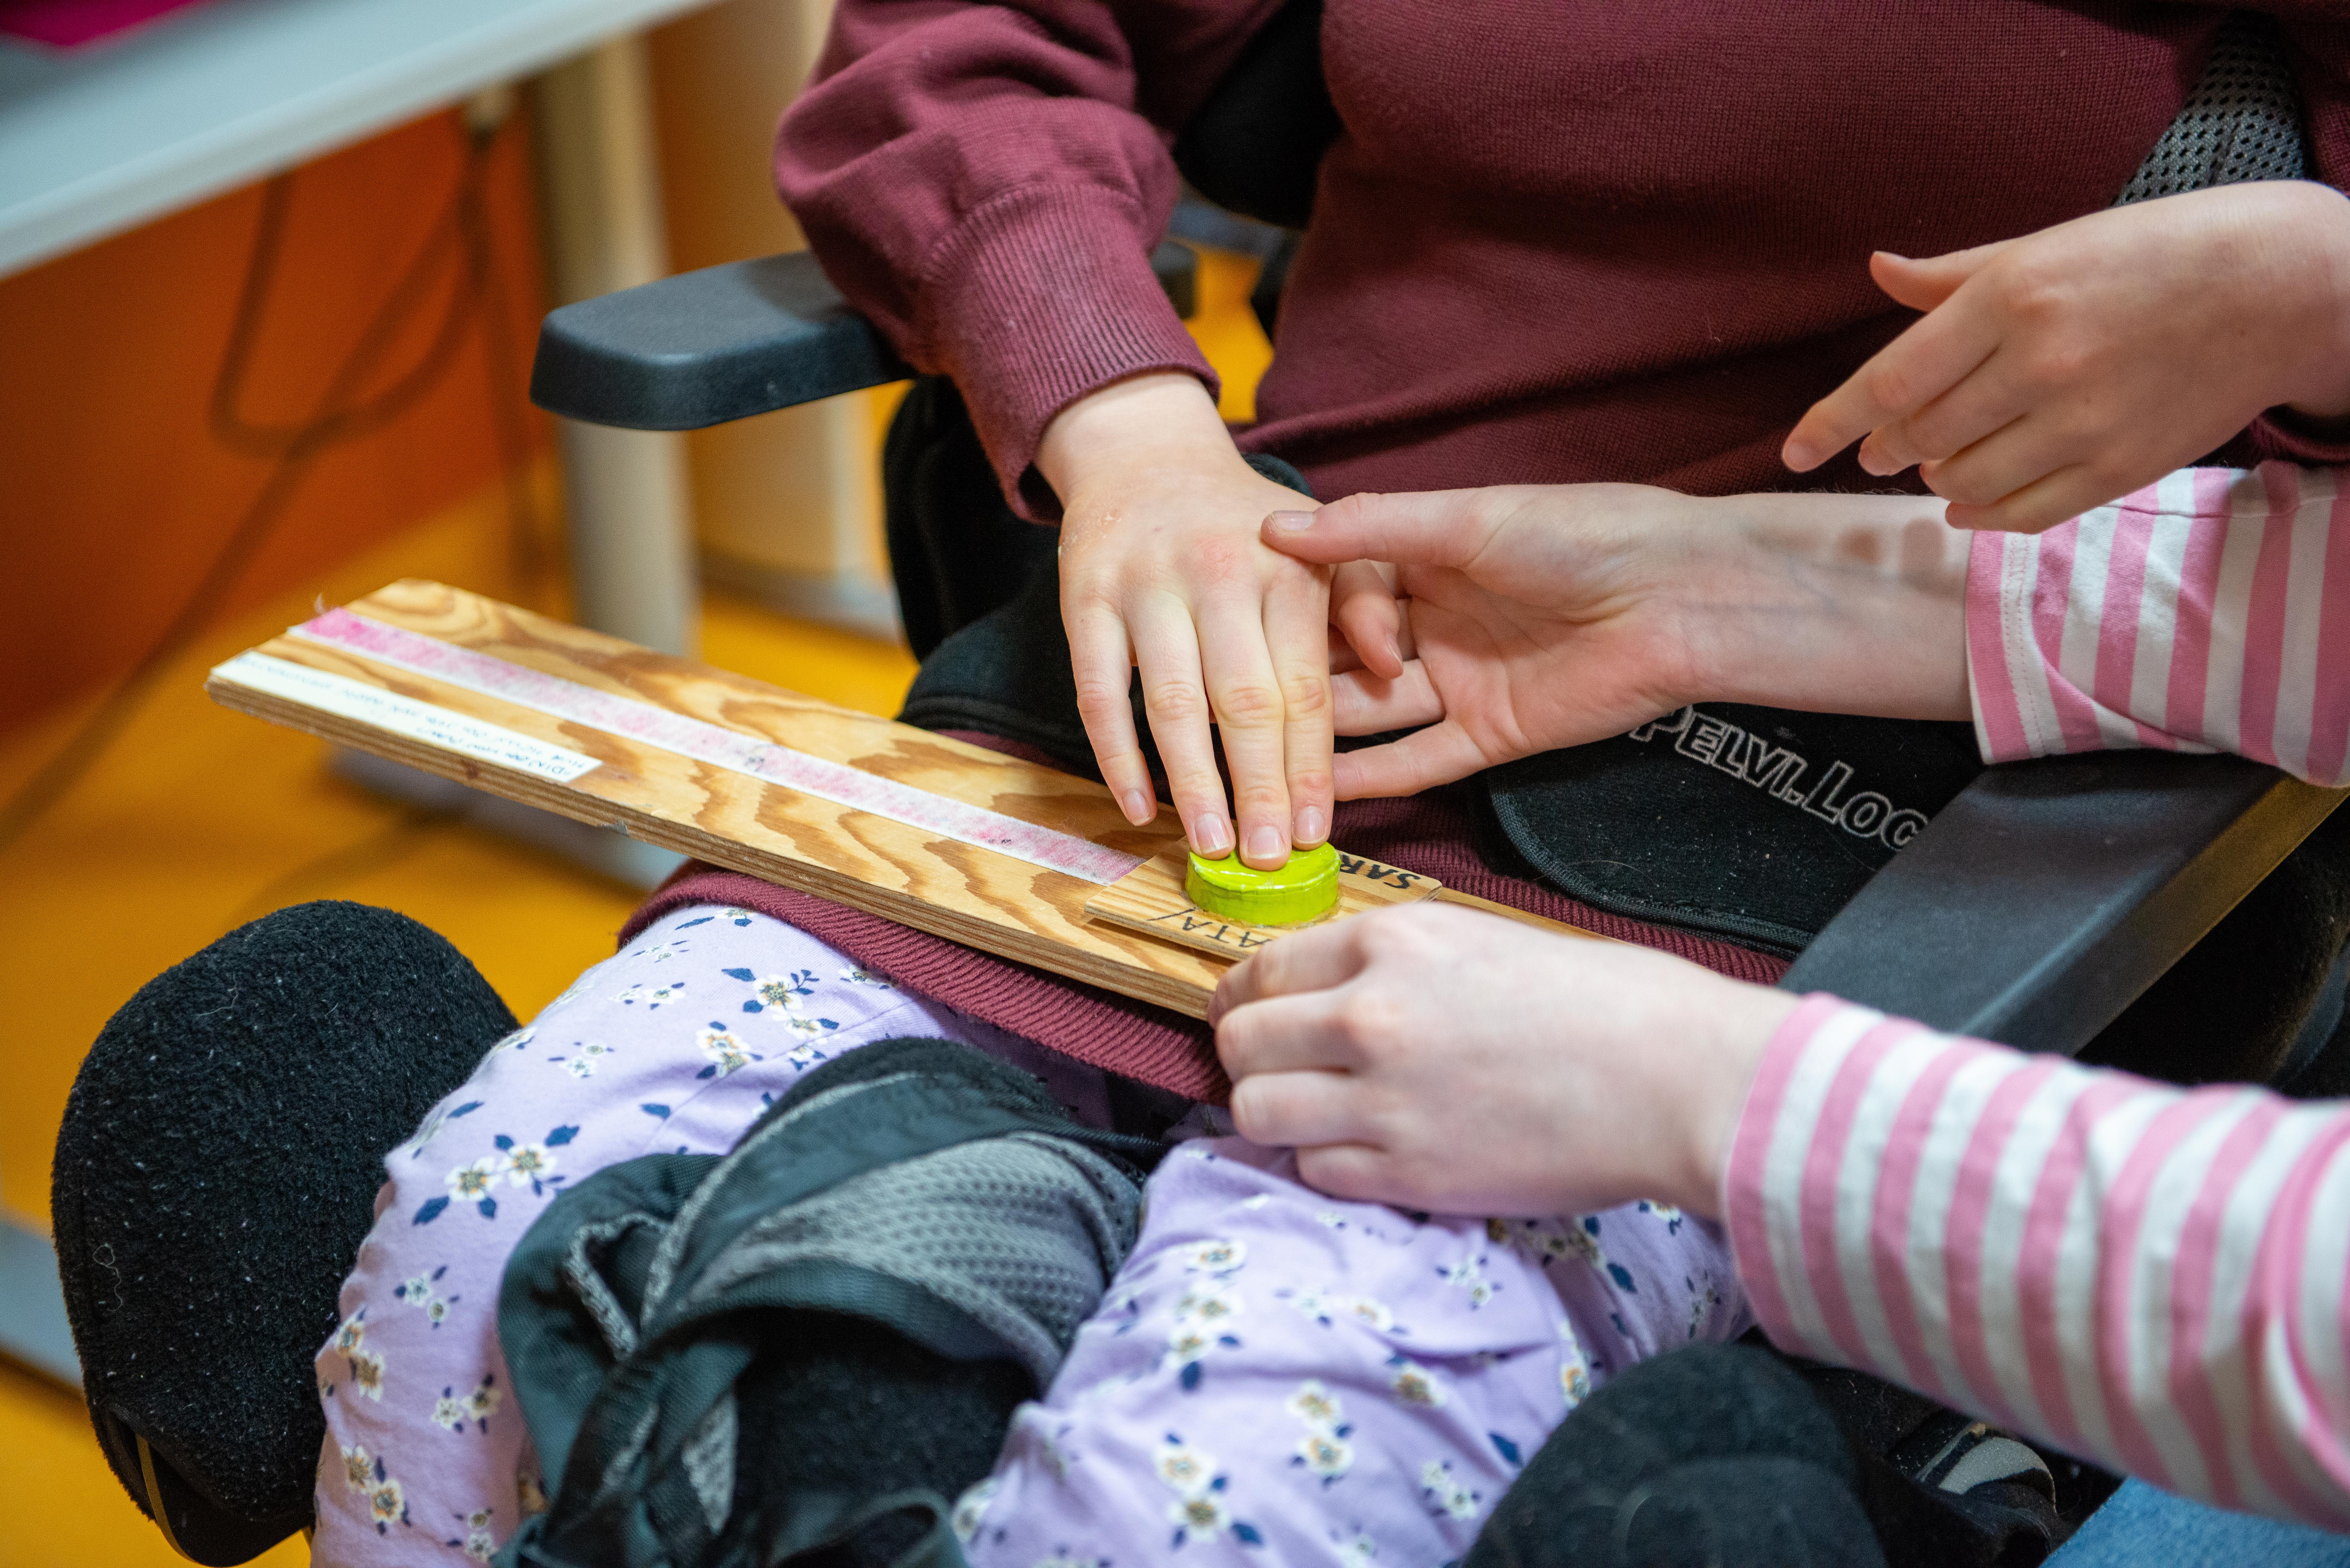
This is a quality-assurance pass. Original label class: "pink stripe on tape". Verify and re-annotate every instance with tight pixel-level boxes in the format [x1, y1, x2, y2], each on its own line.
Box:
[291, 608, 1145, 885]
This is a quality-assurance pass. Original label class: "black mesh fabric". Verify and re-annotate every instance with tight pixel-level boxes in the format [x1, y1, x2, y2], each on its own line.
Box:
[2117, 11, 2308, 206]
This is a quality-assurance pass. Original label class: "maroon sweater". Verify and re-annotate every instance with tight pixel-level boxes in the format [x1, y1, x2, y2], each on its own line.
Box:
[638, 4, 2350, 1096]
[775, 1, 2350, 514]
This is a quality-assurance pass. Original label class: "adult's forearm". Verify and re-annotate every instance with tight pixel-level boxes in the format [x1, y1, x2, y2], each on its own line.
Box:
[1676, 491, 1972, 722]
[1723, 992, 2350, 1528]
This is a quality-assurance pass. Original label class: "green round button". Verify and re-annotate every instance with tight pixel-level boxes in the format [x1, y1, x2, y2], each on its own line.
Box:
[1185, 841, 1341, 927]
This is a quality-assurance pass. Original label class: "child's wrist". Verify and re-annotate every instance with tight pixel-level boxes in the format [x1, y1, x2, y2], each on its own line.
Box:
[1037, 371, 1238, 503]
[2269, 184, 2350, 421]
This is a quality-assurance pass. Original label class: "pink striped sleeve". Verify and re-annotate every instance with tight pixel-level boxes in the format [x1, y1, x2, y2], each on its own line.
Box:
[1723, 996, 2350, 1527]
[1965, 463, 2350, 786]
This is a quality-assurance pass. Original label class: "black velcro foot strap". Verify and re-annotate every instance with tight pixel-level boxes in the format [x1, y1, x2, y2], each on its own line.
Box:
[52, 901, 518, 1564]
[499, 1037, 1164, 1568]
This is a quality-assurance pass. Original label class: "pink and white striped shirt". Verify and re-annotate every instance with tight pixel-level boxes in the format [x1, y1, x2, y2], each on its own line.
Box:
[1968, 462, 2350, 785]
[1726, 462, 2350, 1526]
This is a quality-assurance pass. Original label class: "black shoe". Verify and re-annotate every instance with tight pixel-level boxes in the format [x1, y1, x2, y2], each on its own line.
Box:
[1892, 1410, 2065, 1562]
[52, 902, 515, 1564]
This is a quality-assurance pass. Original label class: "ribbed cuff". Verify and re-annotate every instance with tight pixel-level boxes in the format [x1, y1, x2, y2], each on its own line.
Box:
[918, 184, 1219, 520]
[1963, 527, 2038, 766]
[2248, 406, 2350, 467]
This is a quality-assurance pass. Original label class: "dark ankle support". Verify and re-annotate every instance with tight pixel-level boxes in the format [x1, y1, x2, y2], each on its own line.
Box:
[1467, 1341, 1887, 1568]
[52, 901, 517, 1564]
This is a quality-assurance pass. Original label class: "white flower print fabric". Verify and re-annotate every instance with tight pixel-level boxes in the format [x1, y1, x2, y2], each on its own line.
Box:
[310, 905, 1110, 1565]
[951, 1141, 1748, 1567]
[312, 906, 1747, 1566]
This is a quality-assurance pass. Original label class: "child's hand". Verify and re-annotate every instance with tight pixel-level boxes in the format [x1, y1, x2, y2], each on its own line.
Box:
[1261, 484, 1969, 800]
[1042, 374, 1328, 867]
[1211, 902, 1797, 1219]
[1783, 181, 2350, 531]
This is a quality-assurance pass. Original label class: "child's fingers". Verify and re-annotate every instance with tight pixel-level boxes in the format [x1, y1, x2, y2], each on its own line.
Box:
[1783, 280, 2004, 473]
[1195, 591, 1300, 869]
[1063, 597, 1155, 826]
[1213, 918, 1375, 1020]
[1328, 624, 1367, 675]
[1944, 462, 2111, 534]
[1331, 660, 1444, 736]
[1131, 601, 1235, 858]
[1915, 411, 2071, 509]
[1263, 560, 1337, 849]
[1291, 1144, 1401, 1204]
[1228, 1071, 1370, 1152]
[1868, 241, 2008, 312]
[1856, 344, 2030, 476]
[1220, 994, 1363, 1080]
[1330, 720, 1491, 799]
[1326, 602, 1415, 674]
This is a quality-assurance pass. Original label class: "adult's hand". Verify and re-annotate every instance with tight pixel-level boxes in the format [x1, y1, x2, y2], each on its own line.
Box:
[1783, 180, 2350, 531]
[1261, 484, 1969, 799]
[1211, 902, 1797, 1219]
[1041, 373, 1328, 866]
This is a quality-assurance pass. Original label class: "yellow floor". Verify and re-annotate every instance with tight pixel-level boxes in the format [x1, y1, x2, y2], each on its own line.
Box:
[0, 475, 916, 1568]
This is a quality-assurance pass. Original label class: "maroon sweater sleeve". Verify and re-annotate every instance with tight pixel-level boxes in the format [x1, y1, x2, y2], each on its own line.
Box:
[775, 0, 1284, 518]
[2246, 4, 2350, 463]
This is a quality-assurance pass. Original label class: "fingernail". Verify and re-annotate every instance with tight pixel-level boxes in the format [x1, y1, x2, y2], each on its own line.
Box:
[1294, 806, 1326, 846]
[1246, 824, 1288, 863]
[1192, 814, 1232, 856]
[1119, 789, 1152, 825]
[1264, 510, 1316, 533]
[1782, 440, 1816, 471]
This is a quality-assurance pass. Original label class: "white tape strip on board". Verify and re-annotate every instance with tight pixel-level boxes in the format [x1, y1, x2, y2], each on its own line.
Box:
[284, 608, 1146, 885]
[211, 651, 603, 783]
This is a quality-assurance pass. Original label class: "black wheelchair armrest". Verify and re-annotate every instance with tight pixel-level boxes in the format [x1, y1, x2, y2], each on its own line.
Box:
[1781, 752, 2348, 1053]
[529, 243, 1200, 431]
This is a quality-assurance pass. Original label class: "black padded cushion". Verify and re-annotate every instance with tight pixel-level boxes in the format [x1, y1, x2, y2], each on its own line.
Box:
[1171, 0, 1340, 230]
[1483, 706, 1988, 954]
[51, 901, 516, 1563]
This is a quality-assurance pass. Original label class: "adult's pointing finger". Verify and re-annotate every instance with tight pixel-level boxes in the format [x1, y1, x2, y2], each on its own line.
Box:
[1261, 489, 1521, 571]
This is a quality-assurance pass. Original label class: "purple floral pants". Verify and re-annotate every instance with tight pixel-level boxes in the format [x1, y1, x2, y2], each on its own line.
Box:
[311, 905, 1748, 1566]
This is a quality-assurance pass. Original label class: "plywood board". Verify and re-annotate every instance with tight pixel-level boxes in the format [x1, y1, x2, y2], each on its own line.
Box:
[207, 580, 1601, 1020]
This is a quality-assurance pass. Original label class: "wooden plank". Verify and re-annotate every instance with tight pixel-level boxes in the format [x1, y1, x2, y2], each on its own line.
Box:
[206, 580, 1602, 1018]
